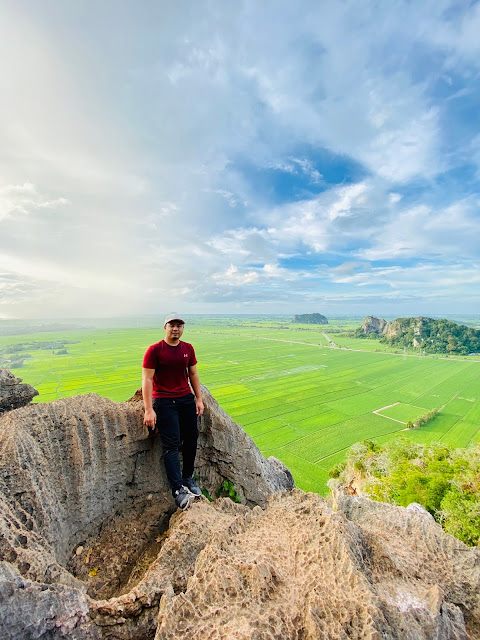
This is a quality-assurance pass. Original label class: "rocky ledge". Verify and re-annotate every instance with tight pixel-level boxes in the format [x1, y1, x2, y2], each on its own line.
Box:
[0, 377, 293, 639]
[0, 373, 478, 639]
[0, 369, 38, 414]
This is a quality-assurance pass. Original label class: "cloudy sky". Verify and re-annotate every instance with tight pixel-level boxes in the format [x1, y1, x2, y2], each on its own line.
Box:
[1, 1, 479, 319]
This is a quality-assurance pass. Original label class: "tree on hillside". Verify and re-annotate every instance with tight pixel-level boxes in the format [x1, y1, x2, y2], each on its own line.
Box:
[329, 437, 480, 546]
[352, 316, 480, 354]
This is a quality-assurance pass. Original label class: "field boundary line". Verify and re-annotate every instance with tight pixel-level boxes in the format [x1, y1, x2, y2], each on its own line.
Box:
[323, 333, 338, 348]
[373, 402, 400, 413]
[250, 413, 353, 443]
[255, 337, 324, 347]
[246, 333, 480, 362]
[313, 425, 407, 465]
[230, 360, 446, 424]
[437, 368, 480, 443]
[374, 414, 406, 425]
[372, 402, 407, 425]
[413, 361, 479, 403]
[468, 424, 480, 446]
[438, 414, 462, 443]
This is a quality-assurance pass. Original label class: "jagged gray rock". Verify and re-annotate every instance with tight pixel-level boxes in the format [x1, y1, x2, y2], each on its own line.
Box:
[0, 369, 38, 413]
[0, 379, 293, 639]
[0, 374, 478, 639]
[361, 315, 388, 335]
[194, 389, 294, 506]
[155, 493, 478, 640]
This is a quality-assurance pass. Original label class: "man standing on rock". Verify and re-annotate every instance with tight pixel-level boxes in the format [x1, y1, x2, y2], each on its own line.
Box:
[142, 314, 204, 509]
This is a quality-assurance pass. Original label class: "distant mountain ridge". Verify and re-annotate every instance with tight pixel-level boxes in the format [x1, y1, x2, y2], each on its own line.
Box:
[293, 313, 328, 325]
[356, 315, 480, 355]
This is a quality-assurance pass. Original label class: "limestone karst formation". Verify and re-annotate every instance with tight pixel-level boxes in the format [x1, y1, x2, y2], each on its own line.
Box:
[0, 370, 479, 639]
[0, 369, 38, 414]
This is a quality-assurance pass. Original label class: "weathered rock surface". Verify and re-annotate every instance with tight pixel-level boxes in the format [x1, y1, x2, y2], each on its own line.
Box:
[0, 375, 479, 639]
[0, 380, 293, 638]
[361, 315, 388, 335]
[156, 493, 479, 640]
[0, 368, 38, 413]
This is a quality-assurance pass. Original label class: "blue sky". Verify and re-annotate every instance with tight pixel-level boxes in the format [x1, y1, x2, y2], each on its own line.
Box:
[0, 0, 479, 318]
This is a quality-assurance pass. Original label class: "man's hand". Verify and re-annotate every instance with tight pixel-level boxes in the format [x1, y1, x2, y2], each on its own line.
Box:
[144, 408, 157, 429]
[196, 398, 204, 416]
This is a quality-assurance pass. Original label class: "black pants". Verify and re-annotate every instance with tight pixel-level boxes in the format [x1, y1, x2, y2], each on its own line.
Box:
[153, 393, 198, 492]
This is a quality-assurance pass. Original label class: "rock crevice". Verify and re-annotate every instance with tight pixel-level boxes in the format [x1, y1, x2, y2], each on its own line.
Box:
[0, 374, 478, 639]
[0, 380, 293, 638]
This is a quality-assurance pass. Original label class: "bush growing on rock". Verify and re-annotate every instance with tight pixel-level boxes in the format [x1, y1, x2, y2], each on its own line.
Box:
[330, 436, 480, 546]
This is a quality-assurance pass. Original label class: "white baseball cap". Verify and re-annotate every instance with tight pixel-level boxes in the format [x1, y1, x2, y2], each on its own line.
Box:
[164, 313, 185, 325]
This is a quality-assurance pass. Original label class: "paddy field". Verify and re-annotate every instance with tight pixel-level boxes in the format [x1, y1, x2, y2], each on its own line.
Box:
[1, 316, 479, 494]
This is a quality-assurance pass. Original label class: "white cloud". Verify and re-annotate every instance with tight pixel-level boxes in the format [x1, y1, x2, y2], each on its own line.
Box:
[0, 183, 70, 222]
[268, 158, 323, 184]
[358, 198, 480, 261]
[206, 227, 275, 261]
[327, 261, 480, 297]
[425, 1, 480, 67]
[261, 179, 391, 253]
[211, 264, 259, 285]
[362, 105, 440, 182]
[0, 253, 125, 291]
[0, 1, 479, 316]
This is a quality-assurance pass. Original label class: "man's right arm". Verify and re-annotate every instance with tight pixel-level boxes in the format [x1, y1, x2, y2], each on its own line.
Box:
[142, 367, 156, 428]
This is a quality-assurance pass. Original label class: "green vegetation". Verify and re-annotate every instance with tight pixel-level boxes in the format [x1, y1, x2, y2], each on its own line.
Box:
[330, 437, 480, 546]
[0, 340, 77, 368]
[1, 316, 479, 497]
[216, 480, 242, 503]
[200, 487, 214, 502]
[354, 316, 480, 355]
[293, 313, 328, 325]
[405, 408, 439, 430]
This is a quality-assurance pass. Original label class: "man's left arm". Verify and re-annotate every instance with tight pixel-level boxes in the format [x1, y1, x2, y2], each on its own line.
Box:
[188, 364, 204, 416]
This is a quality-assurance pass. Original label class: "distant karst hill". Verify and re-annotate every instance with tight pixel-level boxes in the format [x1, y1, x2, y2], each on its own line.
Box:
[293, 313, 328, 325]
[356, 316, 480, 355]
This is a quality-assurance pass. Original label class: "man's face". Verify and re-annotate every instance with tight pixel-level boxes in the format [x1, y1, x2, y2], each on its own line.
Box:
[164, 321, 184, 341]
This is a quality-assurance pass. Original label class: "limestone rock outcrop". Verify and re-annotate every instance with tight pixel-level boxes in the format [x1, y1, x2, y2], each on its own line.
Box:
[361, 315, 388, 335]
[0, 369, 38, 413]
[156, 493, 479, 640]
[293, 313, 328, 325]
[0, 375, 479, 639]
[0, 380, 293, 639]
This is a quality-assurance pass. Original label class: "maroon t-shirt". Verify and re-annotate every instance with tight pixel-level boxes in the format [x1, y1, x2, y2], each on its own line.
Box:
[142, 340, 197, 398]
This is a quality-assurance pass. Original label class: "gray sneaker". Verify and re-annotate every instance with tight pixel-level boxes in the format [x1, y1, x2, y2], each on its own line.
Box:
[174, 486, 195, 509]
[182, 476, 202, 496]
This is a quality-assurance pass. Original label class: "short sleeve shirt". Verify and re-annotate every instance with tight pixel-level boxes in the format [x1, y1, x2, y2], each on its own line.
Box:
[142, 340, 197, 398]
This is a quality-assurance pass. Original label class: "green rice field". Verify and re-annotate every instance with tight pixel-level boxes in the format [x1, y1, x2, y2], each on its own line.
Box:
[1, 316, 479, 494]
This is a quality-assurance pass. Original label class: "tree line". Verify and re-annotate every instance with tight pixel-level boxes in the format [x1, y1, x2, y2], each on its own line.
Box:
[329, 437, 480, 546]
[354, 317, 480, 355]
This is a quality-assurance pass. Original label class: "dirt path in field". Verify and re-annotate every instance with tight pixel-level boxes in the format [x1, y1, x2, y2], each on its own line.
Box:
[372, 402, 406, 425]
[255, 337, 324, 347]
[323, 333, 338, 347]
[251, 335, 480, 362]
[204, 330, 480, 362]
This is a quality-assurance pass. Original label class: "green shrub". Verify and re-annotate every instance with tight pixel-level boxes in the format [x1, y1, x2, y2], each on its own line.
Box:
[216, 480, 242, 503]
[440, 487, 480, 546]
[328, 461, 346, 478]
[331, 437, 480, 546]
[201, 488, 214, 502]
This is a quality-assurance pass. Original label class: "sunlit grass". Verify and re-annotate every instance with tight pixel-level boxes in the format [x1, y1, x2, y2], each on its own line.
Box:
[1, 317, 479, 494]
